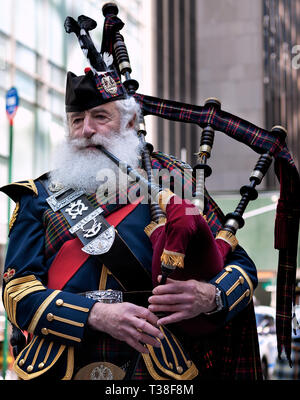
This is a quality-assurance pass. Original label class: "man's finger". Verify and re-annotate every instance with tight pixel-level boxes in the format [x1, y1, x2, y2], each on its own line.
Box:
[152, 282, 184, 295]
[134, 305, 160, 326]
[148, 303, 184, 313]
[134, 317, 164, 340]
[148, 293, 191, 304]
[157, 311, 186, 326]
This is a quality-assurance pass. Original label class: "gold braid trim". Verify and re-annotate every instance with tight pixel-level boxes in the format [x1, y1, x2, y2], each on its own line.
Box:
[9, 202, 20, 231]
[144, 217, 166, 238]
[142, 345, 198, 380]
[230, 265, 254, 301]
[99, 265, 111, 290]
[12, 180, 38, 196]
[4, 276, 46, 327]
[216, 230, 239, 251]
[157, 189, 175, 213]
[161, 250, 185, 269]
[62, 347, 74, 380]
[13, 342, 66, 380]
[27, 290, 61, 333]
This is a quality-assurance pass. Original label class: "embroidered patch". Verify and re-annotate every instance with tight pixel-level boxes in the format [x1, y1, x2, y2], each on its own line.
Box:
[101, 75, 118, 95]
[3, 268, 16, 282]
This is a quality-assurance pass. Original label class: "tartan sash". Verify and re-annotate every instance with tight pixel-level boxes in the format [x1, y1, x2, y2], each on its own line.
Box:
[47, 200, 142, 290]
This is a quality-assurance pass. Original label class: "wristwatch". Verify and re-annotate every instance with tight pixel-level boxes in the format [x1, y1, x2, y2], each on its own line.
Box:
[205, 287, 224, 315]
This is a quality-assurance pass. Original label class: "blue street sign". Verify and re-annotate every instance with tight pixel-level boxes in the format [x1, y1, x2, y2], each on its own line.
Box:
[6, 87, 19, 119]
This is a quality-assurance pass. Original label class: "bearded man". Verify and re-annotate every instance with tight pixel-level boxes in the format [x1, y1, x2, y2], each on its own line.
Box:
[0, 69, 262, 380]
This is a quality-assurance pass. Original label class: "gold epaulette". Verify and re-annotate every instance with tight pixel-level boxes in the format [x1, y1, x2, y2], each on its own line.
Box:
[0, 179, 39, 233]
[0, 179, 38, 203]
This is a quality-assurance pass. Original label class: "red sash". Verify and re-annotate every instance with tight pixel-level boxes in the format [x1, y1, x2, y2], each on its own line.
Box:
[47, 201, 141, 290]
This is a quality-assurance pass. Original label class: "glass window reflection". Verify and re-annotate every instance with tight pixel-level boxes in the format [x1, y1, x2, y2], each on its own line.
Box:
[15, 0, 37, 49]
[15, 71, 36, 103]
[16, 43, 37, 74]
[12, 105, 35, 181]
[0, 0, 11, 35]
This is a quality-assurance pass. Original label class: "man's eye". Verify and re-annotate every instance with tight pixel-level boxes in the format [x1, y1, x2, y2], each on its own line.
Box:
[72, 118, 83, 125]
[95, 114, 108, 120]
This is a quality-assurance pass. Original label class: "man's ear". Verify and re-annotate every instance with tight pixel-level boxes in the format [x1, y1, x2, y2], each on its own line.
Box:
[126, 113, 136, 129]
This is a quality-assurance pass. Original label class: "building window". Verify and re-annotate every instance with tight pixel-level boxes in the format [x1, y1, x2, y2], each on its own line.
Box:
[263, 0, 300, 173]
[15, 0, 37, 49]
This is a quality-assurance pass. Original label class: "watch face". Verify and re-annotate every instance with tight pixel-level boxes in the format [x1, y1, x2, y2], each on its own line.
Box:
[215, 288, 223, 311]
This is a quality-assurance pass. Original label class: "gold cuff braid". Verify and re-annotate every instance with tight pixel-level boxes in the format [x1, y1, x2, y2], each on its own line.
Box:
[216, 230, 239, 251]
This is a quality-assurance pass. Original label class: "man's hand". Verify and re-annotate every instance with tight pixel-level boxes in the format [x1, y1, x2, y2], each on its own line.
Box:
[148, 276, 217, 326]
[87, 302, 164, 353]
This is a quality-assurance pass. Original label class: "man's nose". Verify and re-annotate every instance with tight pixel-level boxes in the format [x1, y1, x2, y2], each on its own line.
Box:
[82, 116, 96, 138]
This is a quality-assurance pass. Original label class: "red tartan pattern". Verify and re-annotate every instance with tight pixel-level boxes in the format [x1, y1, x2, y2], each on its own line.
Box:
[151, 152, 225, 236]
[134, 93, 288, 161]
[43, 208, 73, 260]
[94, 70, 126, 100]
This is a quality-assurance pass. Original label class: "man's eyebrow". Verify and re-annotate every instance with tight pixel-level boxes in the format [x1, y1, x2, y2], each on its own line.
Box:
[90, 109, 110, 115]
[69, 112, 85, 119]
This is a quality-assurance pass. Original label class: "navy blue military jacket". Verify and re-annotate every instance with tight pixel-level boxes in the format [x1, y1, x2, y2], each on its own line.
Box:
[1, 177, 257, 379]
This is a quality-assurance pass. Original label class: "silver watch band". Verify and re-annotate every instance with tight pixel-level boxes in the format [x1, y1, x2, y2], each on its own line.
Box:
[204, 287, 223, 315]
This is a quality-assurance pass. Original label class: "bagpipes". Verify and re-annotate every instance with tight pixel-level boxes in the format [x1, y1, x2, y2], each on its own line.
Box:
[64, 3, 300, 359]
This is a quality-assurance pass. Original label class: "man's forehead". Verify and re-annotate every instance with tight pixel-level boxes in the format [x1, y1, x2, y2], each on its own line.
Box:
[68, 102, 118, 117]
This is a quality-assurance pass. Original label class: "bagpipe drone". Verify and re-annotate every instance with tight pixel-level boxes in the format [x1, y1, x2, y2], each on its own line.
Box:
[64, 2, 300, 360]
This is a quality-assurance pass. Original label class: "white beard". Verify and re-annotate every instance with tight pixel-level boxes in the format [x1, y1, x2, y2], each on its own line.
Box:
[49, 127, 142, 194]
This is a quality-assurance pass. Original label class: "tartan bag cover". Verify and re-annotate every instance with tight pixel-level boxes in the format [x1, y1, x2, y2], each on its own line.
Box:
[133, 92, 300, 365]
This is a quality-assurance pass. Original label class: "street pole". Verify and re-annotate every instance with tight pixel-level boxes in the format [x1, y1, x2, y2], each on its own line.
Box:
[2, 87, 19, 379]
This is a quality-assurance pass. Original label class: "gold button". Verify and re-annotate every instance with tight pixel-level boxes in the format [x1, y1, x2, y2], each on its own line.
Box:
[245, 289, 250, 297]
[225, 266, 232, 272]
[56, 299, 64, 306]
[27, 365, 33, 372]
[38, 362, 45, 370]
[47, 313, 54, 321]
[239, 276, 244, 284]
[177, 366, 183, 373]
[41, 328, 48, 335]
[19, 359, 25, 366]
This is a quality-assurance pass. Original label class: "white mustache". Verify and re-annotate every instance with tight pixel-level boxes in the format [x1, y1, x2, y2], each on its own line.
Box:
[69, 132, 120, 151]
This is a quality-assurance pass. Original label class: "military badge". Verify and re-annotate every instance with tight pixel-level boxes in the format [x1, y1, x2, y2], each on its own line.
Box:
[101, 75, 118, 95]
[48, 181, 64, 193]
[65, 199, 89, 220]
[73, 362, 125, 380]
